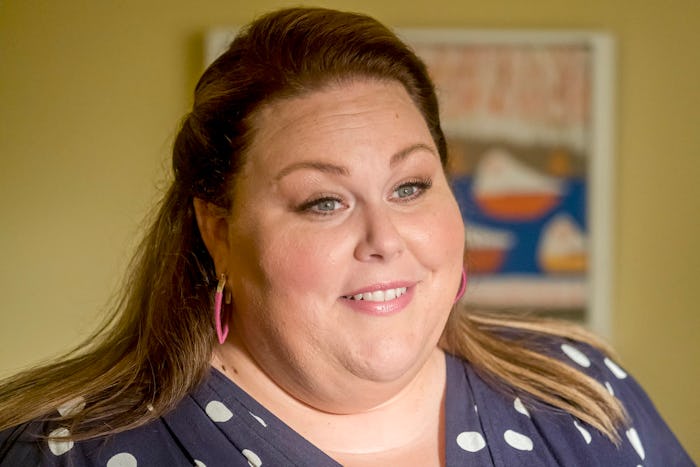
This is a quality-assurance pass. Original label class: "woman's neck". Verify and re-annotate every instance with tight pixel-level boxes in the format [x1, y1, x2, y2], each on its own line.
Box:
[212, 339, 447, 462]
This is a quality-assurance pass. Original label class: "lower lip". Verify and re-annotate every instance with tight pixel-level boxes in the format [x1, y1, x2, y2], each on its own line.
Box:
[340, 286, 415, 316]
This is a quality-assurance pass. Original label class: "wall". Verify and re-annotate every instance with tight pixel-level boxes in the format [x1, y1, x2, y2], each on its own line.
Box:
[1, 0, 698, 459]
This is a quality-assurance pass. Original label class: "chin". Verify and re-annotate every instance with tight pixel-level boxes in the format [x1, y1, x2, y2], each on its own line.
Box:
[346, 337, 432, 383]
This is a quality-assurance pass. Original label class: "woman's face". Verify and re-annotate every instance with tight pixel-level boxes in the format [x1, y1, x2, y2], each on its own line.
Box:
[221, 79, 464, 412]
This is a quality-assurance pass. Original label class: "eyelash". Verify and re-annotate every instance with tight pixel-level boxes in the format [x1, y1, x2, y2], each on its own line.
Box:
[391, 178, 432, 202]
[296, 195, 344, 216]
[297, 177, 433, 216]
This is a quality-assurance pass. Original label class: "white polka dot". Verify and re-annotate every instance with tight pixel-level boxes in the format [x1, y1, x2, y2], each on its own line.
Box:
[604, 381, 615, 396]
[106, 452, 138, 467]
[456, 431, 486, 452]
[474, 404, 478, 413]
[57, 396, 85, 417]
[194, 460, 206, 467]
[249, 412, 267, 427]
[242, 449, 262, 467]
[561, 344, 591, 367]
[504, 429, 534, 451]
[626, 427, 645, 460]
[47, 427, 74, 456]
[206, 400, 233, 422]
[574, 420, 592, 444]
[513, 397, 530, 417]
[605, 358, 628, 379]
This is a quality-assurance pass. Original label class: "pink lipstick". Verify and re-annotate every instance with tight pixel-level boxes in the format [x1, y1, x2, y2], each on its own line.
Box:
[340, 282, 415, 316]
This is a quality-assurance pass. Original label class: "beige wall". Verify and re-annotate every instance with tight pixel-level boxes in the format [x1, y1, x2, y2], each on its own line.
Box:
[1, 0, 698, 459]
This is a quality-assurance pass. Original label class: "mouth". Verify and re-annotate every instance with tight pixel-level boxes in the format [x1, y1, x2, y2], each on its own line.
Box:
[342, 287, 408, 302]
[339, 282, 416, 316]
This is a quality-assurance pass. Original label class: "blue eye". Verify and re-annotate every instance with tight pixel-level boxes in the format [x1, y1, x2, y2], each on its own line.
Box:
[396, 185, 418, 198]
[313, 199, 341, 212]
[392, 179, 432, 201]
[297, 196, 345, 216]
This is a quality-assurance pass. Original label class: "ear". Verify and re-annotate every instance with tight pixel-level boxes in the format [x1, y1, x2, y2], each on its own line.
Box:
[193, 197, 230, 274]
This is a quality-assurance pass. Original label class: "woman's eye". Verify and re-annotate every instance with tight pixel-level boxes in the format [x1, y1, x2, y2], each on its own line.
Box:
[314, 199, 342, 212]
[396, 185, 418, 198]
[298, 197, 345, 215]
[392, 179, 432, 201]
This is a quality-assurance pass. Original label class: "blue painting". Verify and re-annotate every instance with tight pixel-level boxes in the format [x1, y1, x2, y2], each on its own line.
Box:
[410, 41, 594, 312]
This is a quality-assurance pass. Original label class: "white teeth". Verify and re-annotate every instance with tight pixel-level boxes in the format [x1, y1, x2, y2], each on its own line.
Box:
[371, 290, 385, 301]
[345, 287, 407, 302]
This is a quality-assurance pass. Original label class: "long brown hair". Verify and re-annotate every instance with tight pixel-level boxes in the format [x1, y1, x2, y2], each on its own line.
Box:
[0, 7, 626, 443]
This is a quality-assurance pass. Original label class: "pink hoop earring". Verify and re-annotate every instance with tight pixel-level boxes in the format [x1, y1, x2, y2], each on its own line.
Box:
[453, 268, 468, 304]
[214, 274, 229, 344]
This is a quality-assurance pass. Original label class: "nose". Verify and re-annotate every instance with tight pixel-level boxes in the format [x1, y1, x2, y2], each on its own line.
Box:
[353, 204, 404, 262]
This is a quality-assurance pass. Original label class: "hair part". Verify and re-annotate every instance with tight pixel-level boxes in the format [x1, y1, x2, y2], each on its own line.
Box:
[0, 7, 626, 444]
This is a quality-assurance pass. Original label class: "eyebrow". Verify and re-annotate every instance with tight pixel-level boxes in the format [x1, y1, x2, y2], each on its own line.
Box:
[274, 142, 437, 181]
[390, 143, 437, 168]
[274, 161, 349, 180]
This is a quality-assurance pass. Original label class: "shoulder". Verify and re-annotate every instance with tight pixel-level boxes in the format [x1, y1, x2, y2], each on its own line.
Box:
[449, 332, 693, 465]
[528, 334, 694, 465]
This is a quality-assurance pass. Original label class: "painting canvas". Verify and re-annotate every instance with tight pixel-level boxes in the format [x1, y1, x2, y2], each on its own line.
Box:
[401, 30, 615, 334]
[204, 29, 615, 336]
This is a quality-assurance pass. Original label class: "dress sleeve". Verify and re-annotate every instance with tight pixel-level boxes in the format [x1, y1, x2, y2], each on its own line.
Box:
[557, 339, 695, 466]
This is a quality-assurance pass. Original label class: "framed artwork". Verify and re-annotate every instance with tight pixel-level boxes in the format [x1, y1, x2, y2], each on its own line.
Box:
[204, 29, 616, 336]
[402, 30, 615, 336]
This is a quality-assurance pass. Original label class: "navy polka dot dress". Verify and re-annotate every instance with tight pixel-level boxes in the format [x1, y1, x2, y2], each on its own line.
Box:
[1, 341, 693, 466]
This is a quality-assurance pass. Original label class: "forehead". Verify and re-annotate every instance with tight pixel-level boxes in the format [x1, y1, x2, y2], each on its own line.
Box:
[242, 79, 432, 171]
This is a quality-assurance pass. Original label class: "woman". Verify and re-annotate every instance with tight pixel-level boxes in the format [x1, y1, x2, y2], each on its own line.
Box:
[0, 7, 692, 466]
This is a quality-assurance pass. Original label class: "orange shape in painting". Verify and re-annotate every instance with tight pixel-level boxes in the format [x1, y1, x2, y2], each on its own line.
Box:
[476, 194, 560, 222]
[465, 224, 515, 274]
[473, 148, 563, 221]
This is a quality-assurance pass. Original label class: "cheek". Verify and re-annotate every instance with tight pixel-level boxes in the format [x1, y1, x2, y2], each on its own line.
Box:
[248, 229, 346, 359]
[230, 228, 329, 350]
[257, 226, 344, 299]
[410, 198, 465, 269]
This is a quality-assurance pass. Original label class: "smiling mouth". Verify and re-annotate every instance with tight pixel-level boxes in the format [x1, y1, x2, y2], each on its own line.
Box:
[342, 287, 408, 302]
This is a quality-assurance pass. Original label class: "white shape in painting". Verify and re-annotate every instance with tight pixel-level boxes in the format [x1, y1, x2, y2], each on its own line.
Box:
[537, 214, 587, 273]
[473, 148, 562, 196]
[466, 224, 516, 250]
